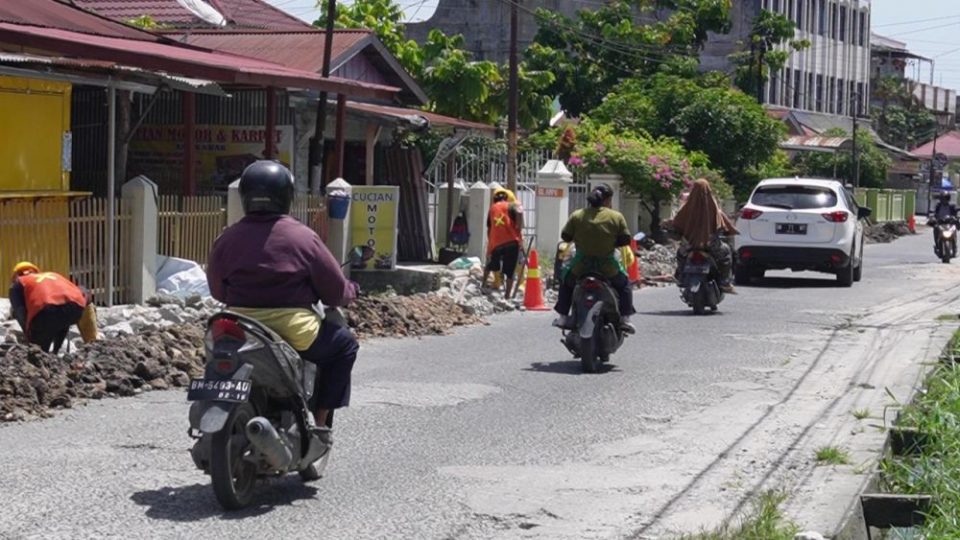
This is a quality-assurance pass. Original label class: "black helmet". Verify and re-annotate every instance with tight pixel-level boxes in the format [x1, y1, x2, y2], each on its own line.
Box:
[588, 183, 614, 207]
[940, 191, 951, 203]
[239, 160, 295, 215]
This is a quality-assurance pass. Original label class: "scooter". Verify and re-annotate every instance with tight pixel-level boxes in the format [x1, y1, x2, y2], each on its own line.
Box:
[933, 216, 958, 264]
[187, 247, 371, 510]
[560, 274, 627, 373]
[678, 249, 725, 315]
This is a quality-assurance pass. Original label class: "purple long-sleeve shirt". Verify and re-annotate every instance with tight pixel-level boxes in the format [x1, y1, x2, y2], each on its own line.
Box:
[207, 214, 356, 309]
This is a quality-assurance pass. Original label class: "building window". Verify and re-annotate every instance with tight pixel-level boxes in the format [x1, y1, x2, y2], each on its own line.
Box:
[796, 0, 804, 29]
[838, 78, 845, 115]
[830, 3, 837, 40]
[857, 81, 865, 116]
[774, 0, 781, 13]
[794, 69, 802, 108]
[859, 11, 867, 46]
[816, 74, 824, 111]
[829, 77, 836, 113]
[818, 0, 826, 35]
[789, 0, 795, 24]
[839, 6, 847, 42]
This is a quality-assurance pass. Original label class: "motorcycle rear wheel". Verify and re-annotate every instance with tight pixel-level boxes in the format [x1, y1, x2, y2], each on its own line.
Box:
[210, 403, 258, 511]
[692, 290, 707, 315]
[581, 331, 600, 374]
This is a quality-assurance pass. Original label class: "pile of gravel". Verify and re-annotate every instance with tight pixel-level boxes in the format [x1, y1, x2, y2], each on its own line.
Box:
[865, 221, 914, 244]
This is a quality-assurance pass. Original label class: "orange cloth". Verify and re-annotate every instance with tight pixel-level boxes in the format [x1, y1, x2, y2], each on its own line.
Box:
[671, 179, 738, 248]
[487, 201, 522, 253]
[17, 272, 87, 332]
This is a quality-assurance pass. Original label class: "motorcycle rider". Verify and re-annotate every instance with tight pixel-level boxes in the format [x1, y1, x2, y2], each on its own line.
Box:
[482, 188, 524, 299]
[206, 161, 359, 442]
[931, 191, 958, 248]
[666, 178, 739, 294]
[553, 184, 636, 334]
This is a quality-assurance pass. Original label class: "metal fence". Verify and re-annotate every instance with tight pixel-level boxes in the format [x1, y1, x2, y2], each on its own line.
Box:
[158, 195, 227, 266]
[69, 198, 131, 306]
[423, 142, 588, 244]
[854, 188, 917, 223]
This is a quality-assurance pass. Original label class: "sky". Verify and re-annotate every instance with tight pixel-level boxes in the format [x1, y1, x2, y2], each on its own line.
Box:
[266, 0, 960, 91]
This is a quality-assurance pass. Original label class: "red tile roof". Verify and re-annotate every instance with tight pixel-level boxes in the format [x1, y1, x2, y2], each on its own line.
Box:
[912, 131, 960, 159]
[71, 0, 313, 30]
[174, 29, 372, 73]
[0, 0, 152, 39]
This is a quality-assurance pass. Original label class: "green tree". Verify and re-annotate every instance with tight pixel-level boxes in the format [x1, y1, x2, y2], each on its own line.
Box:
[793, 128, 892, 188]
[730, 9, 810, 101]
[315, 0, 554, 128]
[526, 0, 732, 117]
[870, 76, 936, 149]
[589, 73, 785, 197]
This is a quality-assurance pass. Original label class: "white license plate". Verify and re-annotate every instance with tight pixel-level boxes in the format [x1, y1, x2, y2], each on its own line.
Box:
[685, 264, 710, 274]
[187, 378, 252, 402]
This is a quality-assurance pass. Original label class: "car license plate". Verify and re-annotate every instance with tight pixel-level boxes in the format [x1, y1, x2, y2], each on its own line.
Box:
[685, 263, 710, 274]
[187, 378, 252, 402]
[776, 223, 807, 235]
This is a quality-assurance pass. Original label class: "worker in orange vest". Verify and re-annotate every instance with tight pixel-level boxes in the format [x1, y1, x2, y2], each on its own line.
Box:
[482, 188, 524, 299]
[9, 262, 96, 353]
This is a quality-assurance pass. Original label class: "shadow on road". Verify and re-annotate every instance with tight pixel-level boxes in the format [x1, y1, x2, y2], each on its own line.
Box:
[130, 479, 318, 522]
[638, 309, 725, 317]
[745, 277, 840, 289]
[525, 360, 620, 375]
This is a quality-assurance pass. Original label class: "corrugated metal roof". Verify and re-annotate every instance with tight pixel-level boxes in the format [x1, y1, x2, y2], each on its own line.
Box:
[72, 0, 313, 31]
[912, 131, 960, 159]
[783, 136, 851, 150]
[0, 20, 397, 98]
[345, 101, 495, 134]
[0, 0, 153, 39]
[173, 30, 372, 74]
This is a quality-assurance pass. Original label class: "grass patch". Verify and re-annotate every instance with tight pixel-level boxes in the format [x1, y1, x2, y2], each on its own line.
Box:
[815, 446, 851, 465]
[877, 328, 960, 537]
[853, 408, 871, 420]
[936, 313, 959, 321]
[680, 491, 798, 540]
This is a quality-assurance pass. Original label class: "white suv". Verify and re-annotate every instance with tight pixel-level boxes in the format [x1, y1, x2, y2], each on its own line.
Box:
[734, 178, 872, 287]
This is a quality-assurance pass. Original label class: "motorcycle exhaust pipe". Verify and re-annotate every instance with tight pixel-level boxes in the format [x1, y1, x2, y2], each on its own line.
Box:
[245, 417, 294, 470]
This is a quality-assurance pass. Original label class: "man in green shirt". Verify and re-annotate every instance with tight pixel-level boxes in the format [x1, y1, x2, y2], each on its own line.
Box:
[553, 184, 636, 333]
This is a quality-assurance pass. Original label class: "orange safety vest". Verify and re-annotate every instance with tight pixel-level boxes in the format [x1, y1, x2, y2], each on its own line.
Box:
[17, 272, 87, 331]
[487, 201, 522, 253]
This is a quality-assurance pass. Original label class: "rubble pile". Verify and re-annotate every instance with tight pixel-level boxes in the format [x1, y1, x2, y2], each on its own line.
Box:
[344, 293, 484, 339]
[637, 243, 678, 285]
[865, 221, 914, 244]
[1, 324, 205, 422]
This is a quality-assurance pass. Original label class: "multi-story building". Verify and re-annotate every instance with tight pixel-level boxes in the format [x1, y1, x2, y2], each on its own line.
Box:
[871, 33, 956, 125]
[408, 0, 872, 121]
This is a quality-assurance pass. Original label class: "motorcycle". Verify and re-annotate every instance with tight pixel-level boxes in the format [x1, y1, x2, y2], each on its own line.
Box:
[678, 248, 725, 315]
[187, 247, 371, 510]
[933, 216, 958, 264]
[560, 273, 628, 373]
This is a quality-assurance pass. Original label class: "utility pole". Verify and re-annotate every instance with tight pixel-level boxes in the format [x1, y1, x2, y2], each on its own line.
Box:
[308, 0, 336, 194]
[506, 0, 519, 193]
[930, 124, 941, 213]
[851, 92, 859, 187]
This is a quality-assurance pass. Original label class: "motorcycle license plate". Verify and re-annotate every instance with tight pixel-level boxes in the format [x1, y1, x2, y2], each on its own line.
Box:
[187, 378, 252, 402]
[776, 223, 807, 235]
[685, 264, 710, 274]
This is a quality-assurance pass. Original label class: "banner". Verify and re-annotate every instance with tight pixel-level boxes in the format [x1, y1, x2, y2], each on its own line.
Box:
[128, 125, 294, 191]
[349, 186, 399, 271]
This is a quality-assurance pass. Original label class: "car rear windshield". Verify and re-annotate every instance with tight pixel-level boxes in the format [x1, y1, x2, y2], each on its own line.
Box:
[751, 185, 838, 210]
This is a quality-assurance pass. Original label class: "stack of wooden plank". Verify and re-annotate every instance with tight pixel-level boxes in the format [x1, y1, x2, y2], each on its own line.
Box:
[384, 146, 435, 262]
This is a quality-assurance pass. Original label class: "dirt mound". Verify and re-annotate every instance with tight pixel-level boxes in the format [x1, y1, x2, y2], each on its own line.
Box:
[345, 293, 484, 339]
[1, 325, 204, 422]
[638, 243, 679, 285]
[865, 221, 913, 244]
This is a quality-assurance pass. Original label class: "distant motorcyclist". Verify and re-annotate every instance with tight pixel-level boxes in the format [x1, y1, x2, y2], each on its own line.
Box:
[206, 161, 359, 440]
[665, 179, 739, 294]
[930, 191, 958, 246]
[553, 184, 636, 334]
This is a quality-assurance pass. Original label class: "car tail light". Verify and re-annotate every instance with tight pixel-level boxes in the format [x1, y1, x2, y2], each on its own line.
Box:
[822, 211, 849, 223]
[740, 208, 763, 220]
[739, 249, 752, 260]
[830, 254, 843, 264]
[689, 251, 707, 264]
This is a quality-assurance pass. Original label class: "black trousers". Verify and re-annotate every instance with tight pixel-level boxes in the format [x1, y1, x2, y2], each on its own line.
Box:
[300, 322, 360, 411]
[29, 304, 84, 354]
[554, 272, 634, 318]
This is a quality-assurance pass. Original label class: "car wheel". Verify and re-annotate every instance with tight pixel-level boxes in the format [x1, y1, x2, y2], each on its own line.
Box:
[734, 264, 750, 285]
[836, 254, 855, 288]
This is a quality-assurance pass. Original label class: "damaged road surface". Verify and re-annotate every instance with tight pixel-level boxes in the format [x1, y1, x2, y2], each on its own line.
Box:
[1, 230, 958, 539]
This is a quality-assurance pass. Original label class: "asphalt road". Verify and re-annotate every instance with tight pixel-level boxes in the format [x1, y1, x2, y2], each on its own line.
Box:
[2, 229, 959, 540]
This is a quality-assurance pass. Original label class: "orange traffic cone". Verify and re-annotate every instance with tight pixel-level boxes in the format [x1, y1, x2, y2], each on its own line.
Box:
[522, 248, 550, 311]
[627, 238, 642, 286]
[908, 214, 917, 234]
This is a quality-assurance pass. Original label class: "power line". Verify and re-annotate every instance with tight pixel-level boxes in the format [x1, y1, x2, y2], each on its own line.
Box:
[873, 14, 960, 28]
